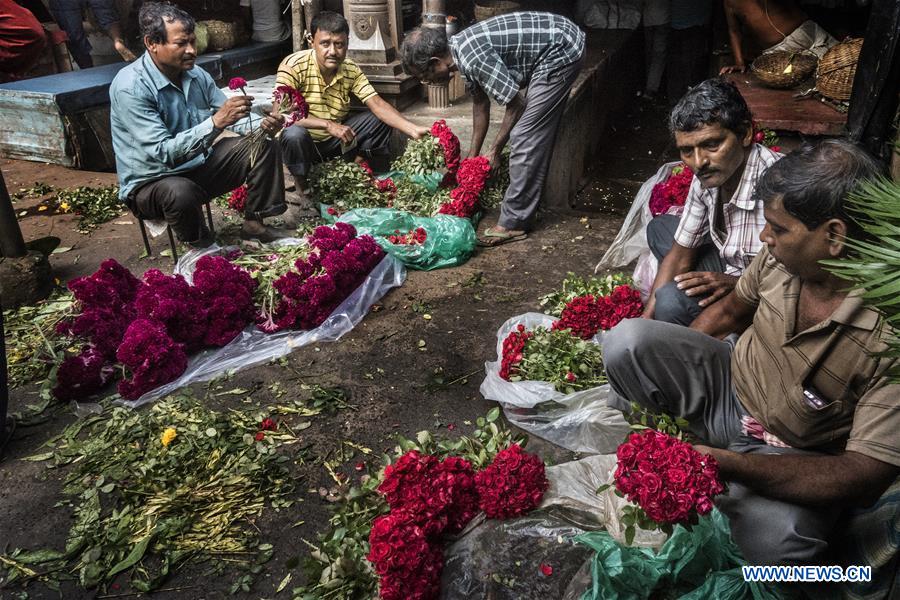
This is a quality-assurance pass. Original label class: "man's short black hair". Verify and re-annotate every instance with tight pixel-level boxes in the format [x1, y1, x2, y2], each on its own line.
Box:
[400, 27, 449, 77]
[669, 78, 753, 138]
[310, 11, 349, 37]
[139, 2, 194, 45]
[753, 139, 884, 233]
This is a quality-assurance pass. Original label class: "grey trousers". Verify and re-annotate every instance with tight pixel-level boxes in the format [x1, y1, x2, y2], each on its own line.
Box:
[604, 318, 841, 565]
[280, 109, 391, 178]
[129, 136, 286, 243]
[647, 214, 726, 326]
[498, 54, 584, 231]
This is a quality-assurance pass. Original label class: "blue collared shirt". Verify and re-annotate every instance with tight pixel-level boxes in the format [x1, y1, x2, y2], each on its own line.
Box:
[109, 52, 258, 200]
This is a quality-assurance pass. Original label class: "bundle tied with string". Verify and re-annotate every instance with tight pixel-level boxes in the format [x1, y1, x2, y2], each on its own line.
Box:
[229, 80, 309, 166]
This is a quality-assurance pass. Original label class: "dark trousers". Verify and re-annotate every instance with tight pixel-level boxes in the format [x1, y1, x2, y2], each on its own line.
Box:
[667, 25, 711, 105]
[498, 55, 584, 231]
[280, 109, 391, 178]
[128, 135, 286, 243]
[647, 214, 725, 326]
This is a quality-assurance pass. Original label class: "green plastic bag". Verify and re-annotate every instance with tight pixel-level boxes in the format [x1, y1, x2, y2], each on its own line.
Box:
[575, 510, 787, 600]
[321, 206, 477, 271]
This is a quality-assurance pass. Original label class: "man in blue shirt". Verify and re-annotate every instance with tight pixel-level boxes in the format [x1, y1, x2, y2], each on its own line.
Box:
[400, 13, 585, 246]
[110, 2, 290, 245]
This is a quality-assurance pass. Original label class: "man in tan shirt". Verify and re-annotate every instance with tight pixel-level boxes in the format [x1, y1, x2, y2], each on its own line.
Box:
[604, 139, 899, 565]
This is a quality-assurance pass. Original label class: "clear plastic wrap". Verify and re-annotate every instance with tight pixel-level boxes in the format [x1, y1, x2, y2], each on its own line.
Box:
[594, 161, 680, 272]
[119, 241, 406, 408]
[479, 313, 631, 455]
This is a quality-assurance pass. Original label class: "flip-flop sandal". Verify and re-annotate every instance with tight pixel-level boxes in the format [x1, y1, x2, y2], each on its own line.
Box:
[477, 229, 528, 247]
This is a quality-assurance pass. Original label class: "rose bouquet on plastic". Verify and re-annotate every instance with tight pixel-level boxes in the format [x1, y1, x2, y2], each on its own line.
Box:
[367, 442, 547, 600]
[552, 284, 643, 340]
[387, 227, 427, 246]
[500, 324, 606, 392]
[604, 429, 725, 544]
[539, 272, 634, 317]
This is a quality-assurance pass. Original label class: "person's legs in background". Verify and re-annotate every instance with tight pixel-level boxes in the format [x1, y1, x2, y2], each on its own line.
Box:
[86, 0, 134, 61]
[49, 0, 92, 68]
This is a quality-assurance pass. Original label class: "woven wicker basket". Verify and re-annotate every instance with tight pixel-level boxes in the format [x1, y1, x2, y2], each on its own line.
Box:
[200, 20, 247, 51]
[751, 50, 817, 89]
[816, 38, 863, 102]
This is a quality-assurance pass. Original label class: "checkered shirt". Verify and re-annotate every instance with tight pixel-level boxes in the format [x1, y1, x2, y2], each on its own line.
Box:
[673, 144, 783, 275]
[448, 12, 586, 105]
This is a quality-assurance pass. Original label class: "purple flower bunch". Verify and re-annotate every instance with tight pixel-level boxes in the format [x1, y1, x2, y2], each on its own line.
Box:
[193, 255, 258, 347]
[54, 257, 258, 401]
[260, 224, 384, 332]
[116, 318, 188, 400]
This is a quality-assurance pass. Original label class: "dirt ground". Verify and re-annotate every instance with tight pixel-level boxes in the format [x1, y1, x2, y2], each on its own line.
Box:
[0, 99, 674, 599]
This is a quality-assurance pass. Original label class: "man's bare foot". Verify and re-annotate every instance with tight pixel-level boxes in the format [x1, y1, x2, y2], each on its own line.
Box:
[114, 39, 136, 62]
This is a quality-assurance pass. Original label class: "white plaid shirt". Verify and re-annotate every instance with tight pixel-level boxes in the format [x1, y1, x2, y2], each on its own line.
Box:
[673, 144, 783, 276]
[448, 12, 586, 106]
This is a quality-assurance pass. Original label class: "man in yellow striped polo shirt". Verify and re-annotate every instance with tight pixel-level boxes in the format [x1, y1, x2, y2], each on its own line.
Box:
[276, 11, 429, 220]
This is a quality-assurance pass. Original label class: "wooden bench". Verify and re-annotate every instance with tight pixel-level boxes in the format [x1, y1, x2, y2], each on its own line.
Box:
[0, 40, 291, 169]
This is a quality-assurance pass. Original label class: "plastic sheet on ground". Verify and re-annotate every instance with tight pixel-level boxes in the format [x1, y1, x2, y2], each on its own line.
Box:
[571, 509, 787, 600]
[322, 207, 477, 271]
[479, 313, 631, 455]
[119, 241, 406, 408]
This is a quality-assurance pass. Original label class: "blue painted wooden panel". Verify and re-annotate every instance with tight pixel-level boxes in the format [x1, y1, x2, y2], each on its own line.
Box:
[0, 91, 70, 165]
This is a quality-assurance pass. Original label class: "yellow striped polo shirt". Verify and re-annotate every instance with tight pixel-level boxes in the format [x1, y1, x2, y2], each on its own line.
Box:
[275, 49, 378, 141]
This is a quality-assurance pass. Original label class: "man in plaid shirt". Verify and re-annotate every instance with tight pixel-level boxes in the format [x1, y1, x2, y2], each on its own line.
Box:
[400, 12, 585, 246]
[643, 78, 782, 325]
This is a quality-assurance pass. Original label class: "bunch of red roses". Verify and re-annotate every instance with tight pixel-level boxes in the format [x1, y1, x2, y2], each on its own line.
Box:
[649, 164, 694, 217]
[55, 256, 257, 400]
[438, 156, 491, 218]
[614, 429, 724, 525]
[751, 121, 781, 153]
[552, 284, 643, 339]
[387, 227, 427, 245]
[499, 324, 533, 381]
[368, 445, 547, 599]
[258, 223, 384, 332]
[474, 444, 549, 519]
[228, 184, 247, 213]
[431, 119, 461, 177]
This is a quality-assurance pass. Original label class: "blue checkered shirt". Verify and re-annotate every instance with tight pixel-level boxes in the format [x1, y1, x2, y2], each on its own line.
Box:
[449, 12, 586, 105]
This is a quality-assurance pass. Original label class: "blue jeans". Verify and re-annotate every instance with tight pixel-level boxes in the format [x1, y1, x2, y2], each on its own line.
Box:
[49, 0, 121, 68]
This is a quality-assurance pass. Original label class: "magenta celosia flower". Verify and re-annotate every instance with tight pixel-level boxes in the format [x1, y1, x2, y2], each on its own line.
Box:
[116, 318, 188, 400]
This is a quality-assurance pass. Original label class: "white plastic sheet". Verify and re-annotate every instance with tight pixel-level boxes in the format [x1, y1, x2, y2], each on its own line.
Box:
[544, 455, 668, 550]
[120, 241, 406, 408]
[594, 161, 680, 271]
[479, 313, 631, 455]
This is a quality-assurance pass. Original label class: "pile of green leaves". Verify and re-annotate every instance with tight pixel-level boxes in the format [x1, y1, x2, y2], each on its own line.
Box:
[390, 178, 450, 216]
[54, 185, 124, 233]
[293, 407, 524, 600]
[3, 289, 74, 389]
[389, 136, 445, 177]
[514, 327, 607, 393]
[309, 159, 389, 212]
[539, 272, 633, 317]
[0, 392, 298, 592]
[11, 181, 53, 201]
[825, 176, 900, 378]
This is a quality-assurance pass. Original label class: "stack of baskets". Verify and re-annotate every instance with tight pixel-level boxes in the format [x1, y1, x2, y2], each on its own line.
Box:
[751, 50, 818, 89]
[198, 20, 249, 52]
[815, 38, 863, 102]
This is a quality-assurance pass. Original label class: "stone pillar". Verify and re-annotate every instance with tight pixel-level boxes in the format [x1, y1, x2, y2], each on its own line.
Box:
[343, 0, 420, 109]
[421, 0, 448, 109]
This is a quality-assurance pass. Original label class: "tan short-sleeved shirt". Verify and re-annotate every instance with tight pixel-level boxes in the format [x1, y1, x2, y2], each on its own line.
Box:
[275, 50, 378, 141]
[732, 245, 900, 466]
